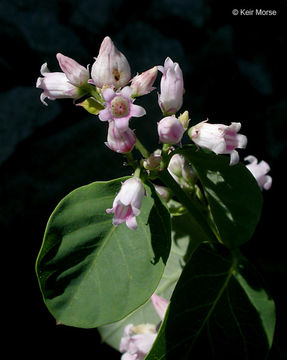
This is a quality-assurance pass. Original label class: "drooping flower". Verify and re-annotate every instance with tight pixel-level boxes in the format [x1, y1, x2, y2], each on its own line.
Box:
[36, 63, 85, 105]
[158, 57, 184, 115]
[130, 66, 158, 97]
[244, 155, 272, 190]
[99, 86, 146, 131]
[157, 115, 185, 144]
[120, 294, 168, 360]
[91, 36, 131, 89]
[188, 121, 247, 165]
[106, 177, 146, 230]
[105, 121, 136, 154]
[56, 53, 90, 86]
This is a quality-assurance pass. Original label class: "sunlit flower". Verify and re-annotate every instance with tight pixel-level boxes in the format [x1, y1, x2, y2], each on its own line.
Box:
[130, 66, 158, 97]
[188, 120, 247, 165]
[99, 86, 146, 131]
[158, 57, 184, 115]
[91, 36, 131, 89]
[106, 177, 146, 230]
[244, 155, 272, 190]
[36, 63, 83, 105]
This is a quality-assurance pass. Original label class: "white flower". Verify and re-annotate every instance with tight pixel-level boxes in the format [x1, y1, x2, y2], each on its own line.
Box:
[244, 155, 272, 190]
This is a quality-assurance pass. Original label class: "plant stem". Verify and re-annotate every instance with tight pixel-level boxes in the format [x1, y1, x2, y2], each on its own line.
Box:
[135, 138, 150, 159]
[158, 169, 218, 243]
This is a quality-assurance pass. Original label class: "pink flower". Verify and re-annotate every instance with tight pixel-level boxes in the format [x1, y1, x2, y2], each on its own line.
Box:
[157, 116, 185, 144]
[120, 324, 157, 360]
[188, 121, 247, 165]
[106, 177, 146, 230]
[105, 121, 136, 154]
[120, 294, 168, 360]
[158, 57, 184, 115]
[99, 86, 146, 131]
[36, 63, 83, 105]
[56, 53, 89, 86]
[130, 66, 158, 97]
[91, 36, 131, 89]
[244, 155, 272, 190]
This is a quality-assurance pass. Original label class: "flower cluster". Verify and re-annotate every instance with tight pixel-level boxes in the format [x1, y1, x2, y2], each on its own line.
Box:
[36, 36, 272, 231]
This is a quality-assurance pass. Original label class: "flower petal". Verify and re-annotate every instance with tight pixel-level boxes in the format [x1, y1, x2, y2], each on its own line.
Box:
[99, 108, 112, 122]
[130, 104, 146, 118]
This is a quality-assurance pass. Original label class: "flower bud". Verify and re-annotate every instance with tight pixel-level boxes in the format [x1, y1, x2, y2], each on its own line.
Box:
[244, 155, 272, 190]
[130, 66, 158, 97]
[168, 153, 196, 189]
[56, 53, 89, 86]
[178, 110, 190, 129]
[91, 36, 131, 89]
[188, 120, 247, 165]
[158, 57, 184, 115]
[105, 121, 136, 154]
[143, 149, 162, 171]
[157, 116, 185, 144]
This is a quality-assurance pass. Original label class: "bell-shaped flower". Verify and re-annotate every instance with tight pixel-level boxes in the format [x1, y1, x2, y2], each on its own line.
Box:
[91, 36, 131, 89]
[120, 294, 168, 360]
[188, 121, 247, 165]
[158, 115, 185, 144]
[106, 177, 146, 230]
[130, 66, 158, 97]
[244, 155, 272, 190]
[99, 86, 146, 131]
[105, 121, 136, 154]
[36, 63, 83, 105]
[158, 57, 184, 115]
[120, 324, 157, 360]
[56, 53, 89, 86]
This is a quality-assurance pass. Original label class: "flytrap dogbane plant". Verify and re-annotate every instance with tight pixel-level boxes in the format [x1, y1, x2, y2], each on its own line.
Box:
[36, 36, 276, 360]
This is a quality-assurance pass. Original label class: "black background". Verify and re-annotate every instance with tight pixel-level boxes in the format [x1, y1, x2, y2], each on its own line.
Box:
[0, 0, 286, 358]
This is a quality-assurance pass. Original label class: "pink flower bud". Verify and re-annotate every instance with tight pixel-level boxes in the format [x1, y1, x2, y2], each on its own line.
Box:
[36, 63, 81, 105]
[91, 36, 131, 89]
[157, 116, 185, 144]
[106, 177, 146, 230]
[56, 53, 89, 86]
[151, 293, 169, 320]
[244, 155, 272, 190]
[130, 66, 158, 97]
[158, 57, 184, 115]
[105, 121, 136, 154]
[188, 121, 247, 165]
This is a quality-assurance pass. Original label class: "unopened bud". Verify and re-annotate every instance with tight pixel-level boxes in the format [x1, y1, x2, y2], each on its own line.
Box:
[178, 110, 190, 129]
[157, 116, 185, 145]
[91, 36, 131, 89]
[130, 66, 158, 97]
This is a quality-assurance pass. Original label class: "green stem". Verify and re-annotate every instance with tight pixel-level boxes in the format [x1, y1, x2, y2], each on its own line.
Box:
[158, 169, 218, 243]
[135, 138, 150, 158]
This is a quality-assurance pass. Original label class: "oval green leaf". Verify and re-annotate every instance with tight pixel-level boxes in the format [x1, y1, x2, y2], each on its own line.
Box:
[36, 177, 171, 328]
[146, 244, 276, 360]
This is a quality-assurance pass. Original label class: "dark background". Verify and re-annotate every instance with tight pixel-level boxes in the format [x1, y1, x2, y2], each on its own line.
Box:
[0, 0, 286, 358]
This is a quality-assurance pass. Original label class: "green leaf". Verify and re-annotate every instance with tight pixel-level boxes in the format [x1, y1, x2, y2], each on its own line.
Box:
[146, 243, 276, 360]
[98, 231, 189, 350]
[36, 177, 171, 328]
[179, 145, 263, 248]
